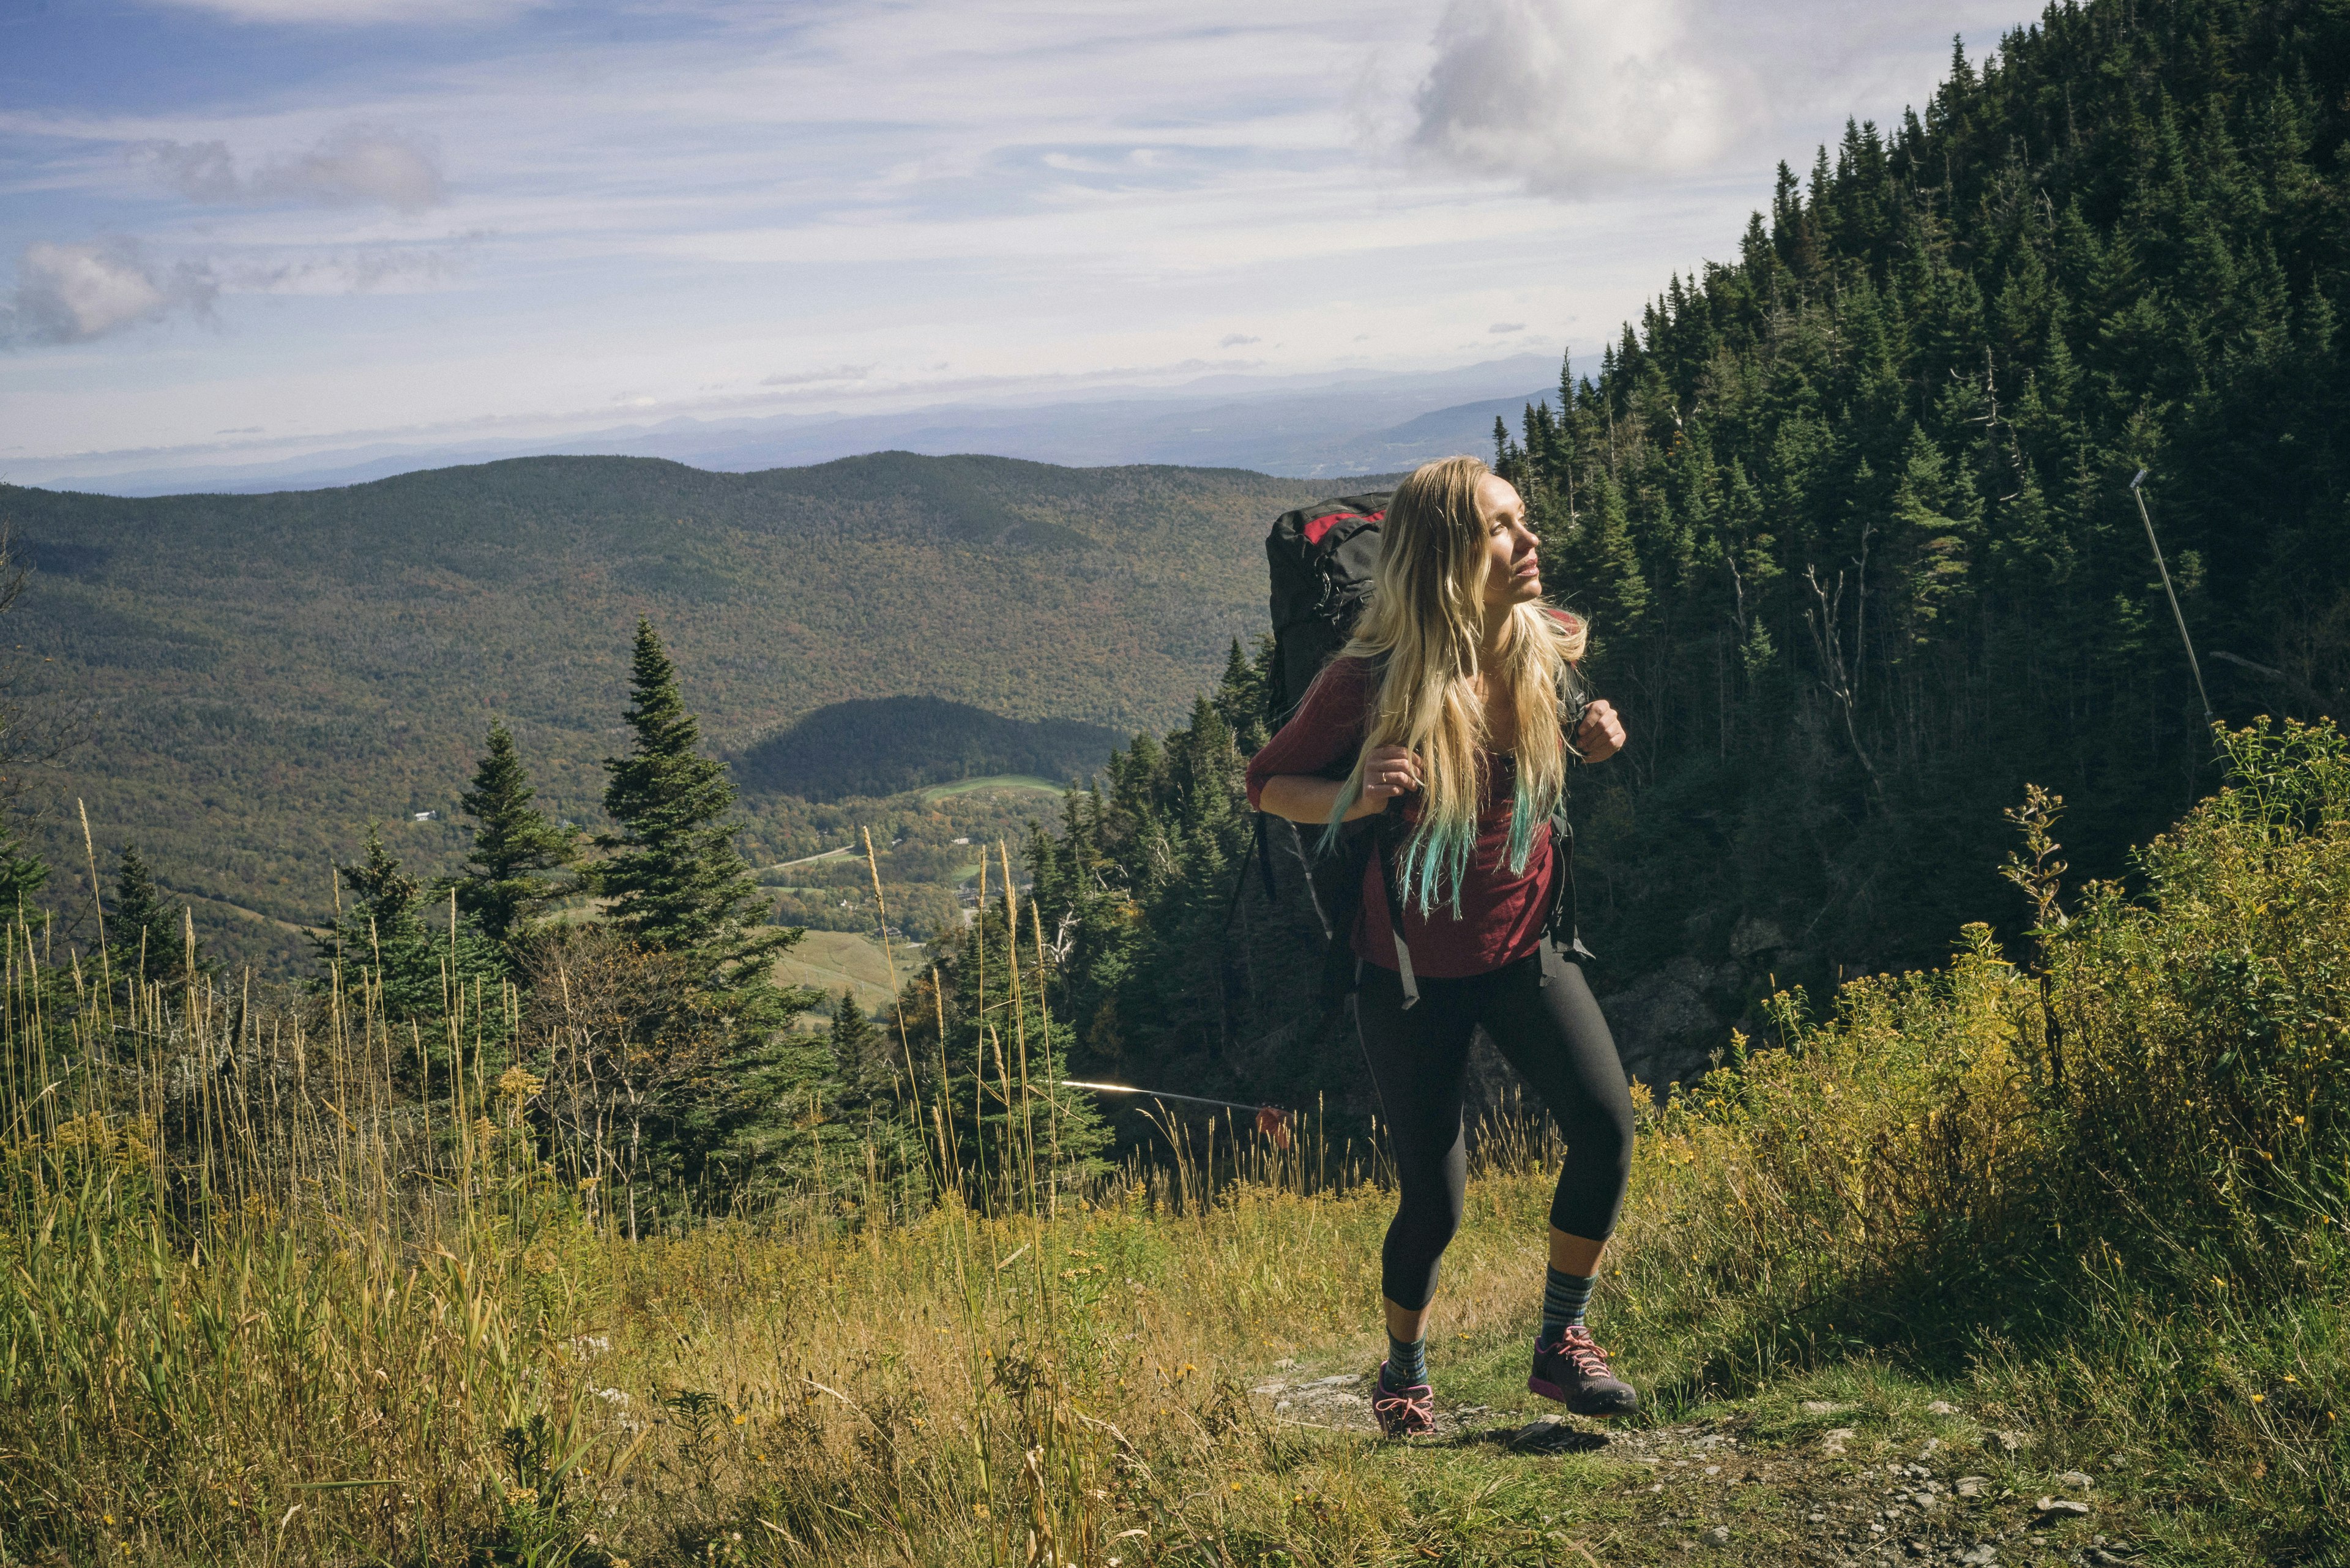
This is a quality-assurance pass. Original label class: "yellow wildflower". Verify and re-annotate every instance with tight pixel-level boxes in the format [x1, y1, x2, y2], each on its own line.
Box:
[497, 1065, 545, 1101]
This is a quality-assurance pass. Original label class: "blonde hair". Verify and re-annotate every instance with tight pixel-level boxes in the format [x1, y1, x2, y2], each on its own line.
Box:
[1323, 455, 1587, 914]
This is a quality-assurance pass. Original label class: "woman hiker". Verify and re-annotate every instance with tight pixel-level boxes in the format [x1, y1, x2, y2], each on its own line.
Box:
[1245, 454, 1636, 1439]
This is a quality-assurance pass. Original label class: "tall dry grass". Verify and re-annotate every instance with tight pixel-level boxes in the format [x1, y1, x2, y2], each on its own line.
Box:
[0, 923, 1589, 1566]
[7, 721, 2349, 1562]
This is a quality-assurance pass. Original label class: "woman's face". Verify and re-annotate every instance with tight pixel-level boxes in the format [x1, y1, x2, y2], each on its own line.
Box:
[1475, 474, 1542, 607]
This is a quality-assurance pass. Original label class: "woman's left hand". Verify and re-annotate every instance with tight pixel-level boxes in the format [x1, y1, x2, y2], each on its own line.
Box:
[1575, 699, 1625, 763]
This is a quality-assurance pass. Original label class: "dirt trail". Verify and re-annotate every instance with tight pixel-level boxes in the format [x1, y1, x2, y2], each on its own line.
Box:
[1247, 1368, 2139, 1566]
[187, 890, 319, 938]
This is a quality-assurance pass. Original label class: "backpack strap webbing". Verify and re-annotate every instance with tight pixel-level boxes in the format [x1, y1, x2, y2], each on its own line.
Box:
[1370, 813, 1419, 1007]
[1222, 811, 1278, 930]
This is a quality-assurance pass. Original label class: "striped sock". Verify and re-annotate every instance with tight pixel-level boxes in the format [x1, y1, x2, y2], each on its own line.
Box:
[1385, 1332, 1428, 1387]
[1539, 1266, 1596, 1344]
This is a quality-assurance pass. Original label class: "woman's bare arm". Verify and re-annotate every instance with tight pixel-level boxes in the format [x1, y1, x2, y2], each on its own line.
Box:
[1256, 744, 1421, 826]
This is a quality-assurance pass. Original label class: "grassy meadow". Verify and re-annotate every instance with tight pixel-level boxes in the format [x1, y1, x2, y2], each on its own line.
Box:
[772, 929, 908, 1020]
[5, 722, 2348, 1566]
[913, 778, 1067, 806]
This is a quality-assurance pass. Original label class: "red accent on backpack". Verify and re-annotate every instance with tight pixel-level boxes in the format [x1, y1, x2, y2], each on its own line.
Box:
[1302, 509, 1383, 547]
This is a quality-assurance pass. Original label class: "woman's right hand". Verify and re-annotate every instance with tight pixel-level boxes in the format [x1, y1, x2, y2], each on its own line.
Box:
[1359, 744, 1422, 807]
[1255, 746, 1421, 826]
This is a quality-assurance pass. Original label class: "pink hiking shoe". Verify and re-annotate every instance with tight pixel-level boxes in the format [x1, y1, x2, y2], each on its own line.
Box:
[1528, 1324, 1637, 1416]
[1371, 1362, 1436, 1438]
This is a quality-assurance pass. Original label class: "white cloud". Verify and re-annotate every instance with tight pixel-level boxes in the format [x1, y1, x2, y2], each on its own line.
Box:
[137, 126, 446, 212]
[2, 241, 217, 346]
[760, 365, 873, 387]
[140, 0, 544, 24]
[1411, 0, 1757, 197]
[1218, 333, 1261, 347]
[1, 230, 468, 348]
[222, 244, 471, 293]
[1488, 320, 1524, 332]
[6, 0, 2038, 458]
[1405, 0, 2039, 199]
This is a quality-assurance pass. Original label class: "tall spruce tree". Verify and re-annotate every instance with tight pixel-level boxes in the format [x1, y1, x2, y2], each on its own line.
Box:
[828, 991, 882, 1088]
[453, 720, 577, 948]
[602, 625, 785, 968]
[597, 619, 824, 1184]
[599, 619, 794, 982]
[110, 843, 198, 987]
[0, 812, 45, 915]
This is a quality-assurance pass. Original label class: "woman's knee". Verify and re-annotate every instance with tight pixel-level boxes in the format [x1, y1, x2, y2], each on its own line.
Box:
[1560, 1091, 1635, 1173]
[1393, 1178, 1466, 1243]
[1597, 1098, 1636, 1173]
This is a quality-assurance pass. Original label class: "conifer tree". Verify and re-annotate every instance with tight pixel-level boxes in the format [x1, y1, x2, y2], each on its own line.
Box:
[110, 843, 198, 987]
[828, 990, 883, 1088]
[597, 619, 824, 1183]
[315, 825, 504, 1030]
[0, 813, 45, 914]
[600, 620, 790, 981]
[1209, 638, 1267, 752]
[726, 985, 928, 1218]
[453, 720, 577, 948]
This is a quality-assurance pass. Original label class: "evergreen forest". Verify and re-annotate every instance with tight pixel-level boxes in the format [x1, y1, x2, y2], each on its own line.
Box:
[1023, 0, 2350, 1110]
[1493, 0, 2350, 1056]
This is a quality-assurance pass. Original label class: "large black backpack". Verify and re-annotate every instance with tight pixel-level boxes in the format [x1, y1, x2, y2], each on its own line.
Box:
[1247, 493, 1422, 1002]
[1265, 491, 1391, 726]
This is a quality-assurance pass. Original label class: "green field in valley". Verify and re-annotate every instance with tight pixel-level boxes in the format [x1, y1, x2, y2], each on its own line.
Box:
[913, 775, 1066, 804]
[771, 928, 913, 1021]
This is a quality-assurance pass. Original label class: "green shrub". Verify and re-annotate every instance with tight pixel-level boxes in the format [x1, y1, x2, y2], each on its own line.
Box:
[1608, 720, 2350, 1551]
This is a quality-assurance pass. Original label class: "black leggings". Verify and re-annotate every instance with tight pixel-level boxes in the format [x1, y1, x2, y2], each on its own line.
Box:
[1354, 941, 1635, 1312]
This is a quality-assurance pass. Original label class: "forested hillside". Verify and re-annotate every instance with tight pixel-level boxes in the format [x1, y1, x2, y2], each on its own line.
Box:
[5, 454, 1345, 965]
[732, 697, 1124, 802]
[1512, 0, 2350, 1072]
[1021, 0, 2350, 1107]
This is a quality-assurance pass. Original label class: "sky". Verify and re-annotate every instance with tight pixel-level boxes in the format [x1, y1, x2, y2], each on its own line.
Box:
[2, 0, 2044, 485]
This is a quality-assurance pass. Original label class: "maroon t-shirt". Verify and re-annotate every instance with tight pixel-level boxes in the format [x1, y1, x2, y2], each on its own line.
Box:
[1245, 653, 1557, 979]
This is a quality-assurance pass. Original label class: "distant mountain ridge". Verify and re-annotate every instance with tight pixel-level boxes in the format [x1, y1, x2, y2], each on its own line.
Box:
[23, 362, 1557, 497]
[6, 451, 1400, 969]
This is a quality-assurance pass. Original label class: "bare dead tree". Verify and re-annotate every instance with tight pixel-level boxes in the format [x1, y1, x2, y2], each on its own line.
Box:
[1802, 564, 1883, 802]
[520, 927, 718, 1242]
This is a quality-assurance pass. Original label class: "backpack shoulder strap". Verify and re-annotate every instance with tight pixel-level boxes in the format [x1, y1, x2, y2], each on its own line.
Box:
[1369, 812, 1420, 1007]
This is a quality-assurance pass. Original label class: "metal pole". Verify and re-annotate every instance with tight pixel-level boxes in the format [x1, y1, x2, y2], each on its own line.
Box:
[2130, 469, 2215, 725]
[1053, 1079, 1277, 1114]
